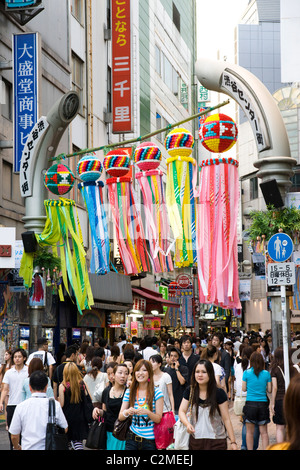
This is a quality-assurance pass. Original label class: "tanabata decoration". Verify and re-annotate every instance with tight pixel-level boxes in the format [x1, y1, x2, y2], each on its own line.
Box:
[77, 154, 110, 275]
[199, 113, 238, 153]
[165, 127, 197, 267]
[135, 142, 173, 273]
[20, 198, 94, 314]
[44, 163, 75, 195]
[77, 152, 103, 182]
[104, 149, 150, 275]
[196, 157, 241, 309]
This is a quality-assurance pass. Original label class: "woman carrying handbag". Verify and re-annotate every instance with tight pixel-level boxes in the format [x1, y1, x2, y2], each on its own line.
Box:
[178, 359, 238, 450]
[150, 354, 175, 449]
[58, 362, 93, 450]
[118, 359, 163, 450]
[92, 363, 129, 450]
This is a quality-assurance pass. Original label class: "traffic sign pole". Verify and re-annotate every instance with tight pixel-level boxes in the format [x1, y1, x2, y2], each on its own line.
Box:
[267, 232, 294, 389]
[281, 285, 290, 390]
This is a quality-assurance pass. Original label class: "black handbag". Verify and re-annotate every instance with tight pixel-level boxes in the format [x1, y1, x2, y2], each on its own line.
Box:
[85, 418, 107, 449]
[112, 416, 132, 441]
[45, 398, 68, 451]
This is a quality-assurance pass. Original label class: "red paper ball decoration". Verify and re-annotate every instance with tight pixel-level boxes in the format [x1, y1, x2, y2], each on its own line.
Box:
[134, 142, 162, 171]
[103, 149, 131, 177]
[199, 113, 238, 153]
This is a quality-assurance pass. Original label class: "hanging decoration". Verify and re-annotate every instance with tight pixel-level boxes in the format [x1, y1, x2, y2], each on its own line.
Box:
[77, 154, 110, 275]
[135, 142, 173, 273]
[199, 113, 238, 153]
[44, 162, 75, 195]
[104, 149, 150, 276]
[165, 127, 197, 267]
[77, 152, 103, 182]
[20, 198, 94, 314]
[196, 156, 241, 309]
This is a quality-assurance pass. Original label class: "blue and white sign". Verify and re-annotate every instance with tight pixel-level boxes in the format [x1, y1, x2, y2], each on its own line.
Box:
[13, 32, 40, 173]
[6, 0, 37, 8]
[268, 233, 294, 262]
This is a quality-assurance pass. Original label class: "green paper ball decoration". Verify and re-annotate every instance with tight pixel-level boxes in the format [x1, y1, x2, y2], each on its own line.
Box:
[44, 163, 75, 195]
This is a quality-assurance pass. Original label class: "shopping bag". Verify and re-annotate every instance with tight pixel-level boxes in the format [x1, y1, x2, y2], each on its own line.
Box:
[85, 418, 107, 449]
[154, 411, 176, 449]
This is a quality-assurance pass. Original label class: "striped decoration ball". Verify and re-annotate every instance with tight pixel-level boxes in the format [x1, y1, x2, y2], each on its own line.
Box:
[164, 127, 194, 157]
[103, 149, 131, 177]
[134, 142, 162, 170]
[44, 163, 75, 195]
[77, 152, 103, 182]
[199, 113, 238, 153]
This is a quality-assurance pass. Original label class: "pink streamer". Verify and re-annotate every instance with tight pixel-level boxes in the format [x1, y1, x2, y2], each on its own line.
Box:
[197, 159, 241, 309]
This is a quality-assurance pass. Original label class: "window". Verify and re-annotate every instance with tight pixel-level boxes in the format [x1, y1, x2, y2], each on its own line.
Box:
[71, 53, 84, 115]
[172, 3, 180, 33]
[2, 160, 23, 205]
[250, 177, 258, 200]
[155, 45, 161, 76]
[71, 0, 84, 24]
[107, 66, 112, 113]
[1, 78, 12, 121]
[156, 112, 170, 143]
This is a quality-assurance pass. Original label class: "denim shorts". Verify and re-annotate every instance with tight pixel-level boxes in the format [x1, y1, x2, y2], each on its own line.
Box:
[243, 401, 270, 426]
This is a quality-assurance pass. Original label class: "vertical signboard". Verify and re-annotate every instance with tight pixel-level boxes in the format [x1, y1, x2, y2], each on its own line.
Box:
[111, 0, 132, 134]
[13, 32, 40, 173]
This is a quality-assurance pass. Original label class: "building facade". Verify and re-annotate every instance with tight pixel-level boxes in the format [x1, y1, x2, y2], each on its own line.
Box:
[0, 0, 198, 354]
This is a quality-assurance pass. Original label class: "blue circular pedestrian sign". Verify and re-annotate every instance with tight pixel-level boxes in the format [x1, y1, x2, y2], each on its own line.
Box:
[268, 233, 294, 262]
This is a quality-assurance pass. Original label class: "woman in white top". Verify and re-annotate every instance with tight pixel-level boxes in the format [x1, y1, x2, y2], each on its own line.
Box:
[201, 346, 226, 393]
[83, 357, 108, 407]
[150, 354, 175, 414]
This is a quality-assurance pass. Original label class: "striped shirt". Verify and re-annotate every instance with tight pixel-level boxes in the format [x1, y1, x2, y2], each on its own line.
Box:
[123, 388, 163, 439]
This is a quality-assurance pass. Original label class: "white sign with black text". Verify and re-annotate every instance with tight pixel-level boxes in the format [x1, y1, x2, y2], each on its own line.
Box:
[267, 262, 295, 286]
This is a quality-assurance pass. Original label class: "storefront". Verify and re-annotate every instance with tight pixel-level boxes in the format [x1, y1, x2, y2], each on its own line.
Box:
[129, 287, 181, 338]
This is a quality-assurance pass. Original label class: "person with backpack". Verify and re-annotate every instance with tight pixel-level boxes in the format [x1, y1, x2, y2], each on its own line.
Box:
[26, 337, 56, 380]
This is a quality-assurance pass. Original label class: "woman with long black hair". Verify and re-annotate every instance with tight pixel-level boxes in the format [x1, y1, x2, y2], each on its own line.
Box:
[178, 359, 238, 450]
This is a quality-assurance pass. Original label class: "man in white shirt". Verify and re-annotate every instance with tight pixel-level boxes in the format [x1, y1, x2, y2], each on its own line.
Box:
[27, 337, 56, 380]
[0, 348, 28, 449]
[9, 370, 68, 450]
[141, 335, 156, 361]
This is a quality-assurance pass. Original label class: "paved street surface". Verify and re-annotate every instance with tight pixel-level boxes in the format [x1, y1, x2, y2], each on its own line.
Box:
[0, 401, 277, 451]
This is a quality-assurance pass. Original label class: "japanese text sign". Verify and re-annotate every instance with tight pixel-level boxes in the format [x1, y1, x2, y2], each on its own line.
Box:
[221, 70, 270, 152]
[13, 32, 40, 173]
[111, 0, 132, 133]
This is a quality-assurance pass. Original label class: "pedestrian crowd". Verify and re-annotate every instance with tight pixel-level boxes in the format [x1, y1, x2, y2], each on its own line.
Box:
[0, 328, 300, 451]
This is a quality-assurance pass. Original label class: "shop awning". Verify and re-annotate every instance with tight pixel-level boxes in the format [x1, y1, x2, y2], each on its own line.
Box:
[131, 287, 179, 307]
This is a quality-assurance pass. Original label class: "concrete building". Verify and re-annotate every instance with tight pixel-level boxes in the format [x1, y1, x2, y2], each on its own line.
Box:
[236, 0, 300, 332]
[0, 0, 198, 353]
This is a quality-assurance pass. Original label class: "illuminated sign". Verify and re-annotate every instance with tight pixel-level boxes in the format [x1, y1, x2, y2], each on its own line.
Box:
[111, 0, 132, 133]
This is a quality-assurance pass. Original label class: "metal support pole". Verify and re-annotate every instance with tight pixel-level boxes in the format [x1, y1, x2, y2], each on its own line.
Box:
[281, 285, 290, 390]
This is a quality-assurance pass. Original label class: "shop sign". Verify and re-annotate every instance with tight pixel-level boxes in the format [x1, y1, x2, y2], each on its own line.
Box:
[144, 316, 161, 330]
[111, 0, 132, 133]
[13, 32, 41, 173]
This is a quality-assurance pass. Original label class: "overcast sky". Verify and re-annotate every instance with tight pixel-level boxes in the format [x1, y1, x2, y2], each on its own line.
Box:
[196, 0, 249, 62]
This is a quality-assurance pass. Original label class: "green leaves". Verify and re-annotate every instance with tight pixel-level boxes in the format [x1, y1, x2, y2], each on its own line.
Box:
[249, 205, 300, 241]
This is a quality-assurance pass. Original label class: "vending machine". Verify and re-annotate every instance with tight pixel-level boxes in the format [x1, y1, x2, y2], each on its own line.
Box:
[19, 326, 30, 352]
[43, 328, 54, 352]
